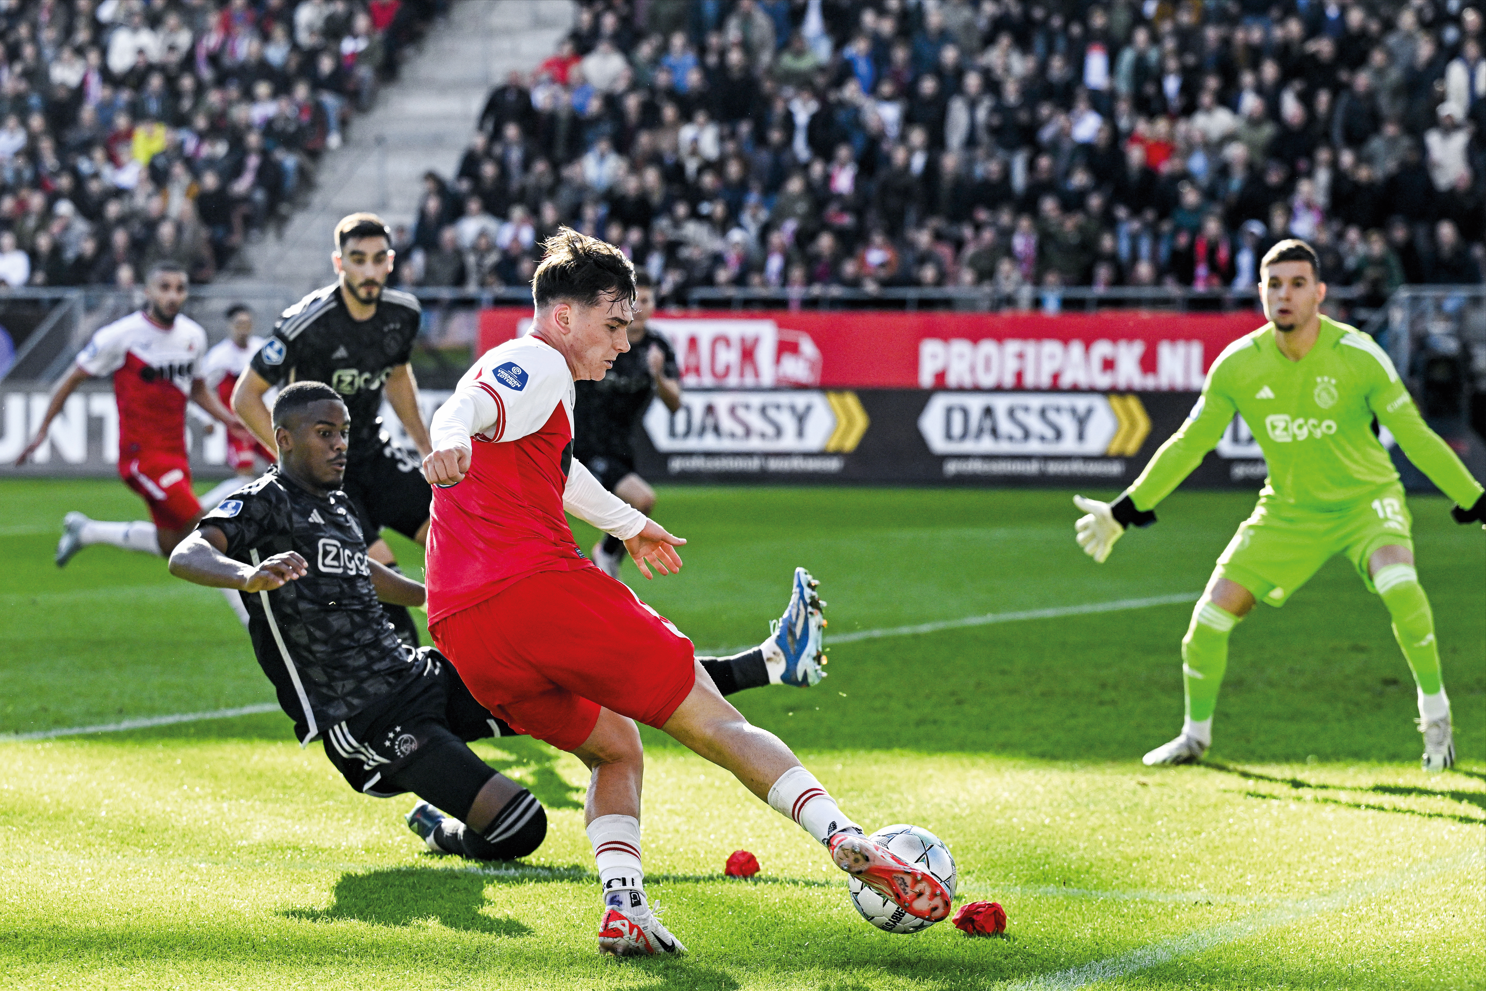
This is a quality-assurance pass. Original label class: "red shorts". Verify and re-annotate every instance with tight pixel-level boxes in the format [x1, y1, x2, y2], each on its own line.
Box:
[226, 426, 274, 471]
[120, 452, 201, 531]
[430, 567, 697, 752]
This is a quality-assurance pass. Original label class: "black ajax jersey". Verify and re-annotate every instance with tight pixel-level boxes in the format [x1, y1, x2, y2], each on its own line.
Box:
[249, 283, 422, 468]
[573, 329, 678, 462]
[199, 467, 419, 744]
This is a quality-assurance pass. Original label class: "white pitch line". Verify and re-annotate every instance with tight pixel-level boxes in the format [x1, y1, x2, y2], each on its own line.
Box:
[2, 703, 280, 741]
[824, 592, 1197, 646]
[6, 593, 1198, 741]
[1009, 847, 1485, 990]
[699, 591, 1198, 655]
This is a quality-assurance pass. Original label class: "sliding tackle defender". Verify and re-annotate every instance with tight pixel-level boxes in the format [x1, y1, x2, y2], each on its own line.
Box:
[1073, 240, 1484, 773]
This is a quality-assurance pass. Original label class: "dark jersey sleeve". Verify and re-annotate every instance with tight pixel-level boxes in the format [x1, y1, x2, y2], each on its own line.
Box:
[198, 481, 290, 561]
[247, 332, 295, 387]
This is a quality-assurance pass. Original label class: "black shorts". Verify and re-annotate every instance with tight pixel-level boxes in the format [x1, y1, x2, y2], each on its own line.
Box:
[322, 648, 513, 797]
[341, 438, 432, 542]
[584, 453, 636, 492]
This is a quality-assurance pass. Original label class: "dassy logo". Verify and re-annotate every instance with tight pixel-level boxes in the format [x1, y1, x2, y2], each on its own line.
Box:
[139, 360, 194, 382]
[1265, 414, 1337, 442]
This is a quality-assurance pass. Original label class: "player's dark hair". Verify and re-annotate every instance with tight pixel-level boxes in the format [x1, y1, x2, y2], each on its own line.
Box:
[145, 260, 187, 283]
[272, 381, 344, 428]
[333, 211, 392, 251]
[1260, 239, 1320, 280]
[531, 227, 636, 310]
[226, 303, 252, 319]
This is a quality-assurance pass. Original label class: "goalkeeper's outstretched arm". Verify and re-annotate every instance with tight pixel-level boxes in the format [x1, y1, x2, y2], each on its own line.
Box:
[1373, 388, 1486, 526]
[1073, 388, 1236, 563]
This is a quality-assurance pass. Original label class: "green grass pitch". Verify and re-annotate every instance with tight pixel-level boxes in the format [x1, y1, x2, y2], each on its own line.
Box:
[1, 478, 1482, 990]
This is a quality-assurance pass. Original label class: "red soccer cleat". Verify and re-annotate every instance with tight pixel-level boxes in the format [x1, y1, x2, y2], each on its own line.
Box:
[597, 895, 687, 957]
[829, 831, 952, 922]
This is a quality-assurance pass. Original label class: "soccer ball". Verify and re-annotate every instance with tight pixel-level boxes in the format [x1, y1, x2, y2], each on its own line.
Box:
[847, 824, 957, 934]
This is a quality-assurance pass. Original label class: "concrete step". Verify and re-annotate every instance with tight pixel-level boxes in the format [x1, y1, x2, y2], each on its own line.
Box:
[220, 0, 572, 295]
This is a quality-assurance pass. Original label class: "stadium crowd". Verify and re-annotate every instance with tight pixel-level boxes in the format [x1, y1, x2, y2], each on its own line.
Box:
[400, 0, 1486, 310]
[0, 0, 441, 288]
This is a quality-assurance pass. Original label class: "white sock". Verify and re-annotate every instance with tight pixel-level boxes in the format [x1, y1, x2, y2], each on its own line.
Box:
[1182, 716, 1213, 748]
[766, 766, 860, 845]
[761, 635, 786, 684]
[219, 587, 250, 627]
[587, 814, 644, 902]
[199, 476, 251, 511]
[80, 520, 160, 556]
[1418, 689, 1450, 724]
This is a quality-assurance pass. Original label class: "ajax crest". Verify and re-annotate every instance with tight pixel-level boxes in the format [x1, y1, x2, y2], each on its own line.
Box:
[1313, 376, 1338, 409]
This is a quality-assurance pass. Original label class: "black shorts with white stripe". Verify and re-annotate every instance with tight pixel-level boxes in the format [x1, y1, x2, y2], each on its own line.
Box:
[321, 647, 513, 798]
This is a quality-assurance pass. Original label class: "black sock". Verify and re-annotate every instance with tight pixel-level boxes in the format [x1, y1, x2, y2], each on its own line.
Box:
[458, 789, 547, 860]
[602, 533, 624, 556]
[700, 648, 769, 696]
[381, 563, 420, 648]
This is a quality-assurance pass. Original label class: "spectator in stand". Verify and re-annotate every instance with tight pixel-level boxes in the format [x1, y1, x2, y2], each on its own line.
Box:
[415, 0, 1485, 317]
[0, 0, 440, 288]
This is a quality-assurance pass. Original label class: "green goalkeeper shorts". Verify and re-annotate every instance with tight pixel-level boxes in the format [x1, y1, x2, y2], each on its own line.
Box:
[1214, 484, 1414, 607]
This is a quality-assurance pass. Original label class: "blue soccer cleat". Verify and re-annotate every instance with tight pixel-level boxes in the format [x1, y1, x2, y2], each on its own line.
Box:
[406, 800, 450, 854]
[771, 567, 826, 687]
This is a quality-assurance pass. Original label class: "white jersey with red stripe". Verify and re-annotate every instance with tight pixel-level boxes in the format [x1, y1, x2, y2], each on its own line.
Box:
[425, 334, 646, 626]
[76, 309, 207, 460]
[202, 335, 265, 406]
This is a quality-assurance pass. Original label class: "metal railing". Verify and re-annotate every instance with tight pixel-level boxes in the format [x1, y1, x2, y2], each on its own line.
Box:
[1361, 285, 1486, 423]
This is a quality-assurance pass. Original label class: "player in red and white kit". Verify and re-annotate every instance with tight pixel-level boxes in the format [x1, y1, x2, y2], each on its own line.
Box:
[195, 303, 276, 510]
[422, 230, 949, 956]
[15, 263, 244, 620]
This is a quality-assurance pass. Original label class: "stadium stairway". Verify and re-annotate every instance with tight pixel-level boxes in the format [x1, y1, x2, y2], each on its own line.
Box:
[219, 0, 572, 296]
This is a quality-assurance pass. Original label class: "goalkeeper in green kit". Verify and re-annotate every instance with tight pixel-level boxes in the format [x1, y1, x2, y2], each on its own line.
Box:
[1073, 240, 1485, 773]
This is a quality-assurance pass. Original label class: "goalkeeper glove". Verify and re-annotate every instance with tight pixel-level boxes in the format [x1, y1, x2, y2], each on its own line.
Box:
[1451, 493, 1486, 528]
[1073, 494, 1157, 563]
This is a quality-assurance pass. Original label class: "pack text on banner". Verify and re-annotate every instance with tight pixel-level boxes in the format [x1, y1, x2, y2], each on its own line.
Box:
[477, 309, 1262, 391]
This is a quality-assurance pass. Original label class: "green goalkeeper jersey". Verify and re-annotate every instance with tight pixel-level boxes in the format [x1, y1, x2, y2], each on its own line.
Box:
[1127, 316, 1484, 513]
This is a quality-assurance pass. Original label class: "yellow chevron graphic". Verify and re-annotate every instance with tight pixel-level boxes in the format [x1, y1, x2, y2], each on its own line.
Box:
[824, 391, 870, 452]
[1105, 394, 1151, 456]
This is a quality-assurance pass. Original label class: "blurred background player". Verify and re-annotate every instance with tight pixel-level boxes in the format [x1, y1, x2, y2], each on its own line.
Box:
[573, 271, 681, 578]
[13, 261, 246, 624]
[422, 230, 936, 955]
[232, 213, 431, 646]
[169, 381, 822, 863]
[196, 304, 275, 511]
[1073, 240, 1485, 774]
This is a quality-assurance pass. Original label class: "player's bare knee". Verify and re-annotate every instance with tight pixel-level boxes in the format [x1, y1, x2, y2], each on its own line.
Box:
[574, 710, 643, 770]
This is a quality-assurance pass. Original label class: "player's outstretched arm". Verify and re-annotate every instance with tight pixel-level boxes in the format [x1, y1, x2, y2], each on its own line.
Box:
[369, 559, 427, 606]
[190, 376, 239, 429]
[385, 363, 433, 458]
[624, 520, 686, 580]
[1374, 390, 1485, 523]
[231, 368, 279, 455]
[168, 527, 309, 592]
[13, 364, 90, 465]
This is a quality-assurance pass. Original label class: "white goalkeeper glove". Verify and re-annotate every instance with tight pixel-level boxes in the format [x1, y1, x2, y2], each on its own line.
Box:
[1073, 495, 1123, 563]
[1073, 494, 1156, 563]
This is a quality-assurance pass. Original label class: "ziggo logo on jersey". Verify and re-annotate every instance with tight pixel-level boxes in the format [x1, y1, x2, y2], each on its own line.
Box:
[1265, 415, 1338, 442]
[317, 538, 370, 576]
